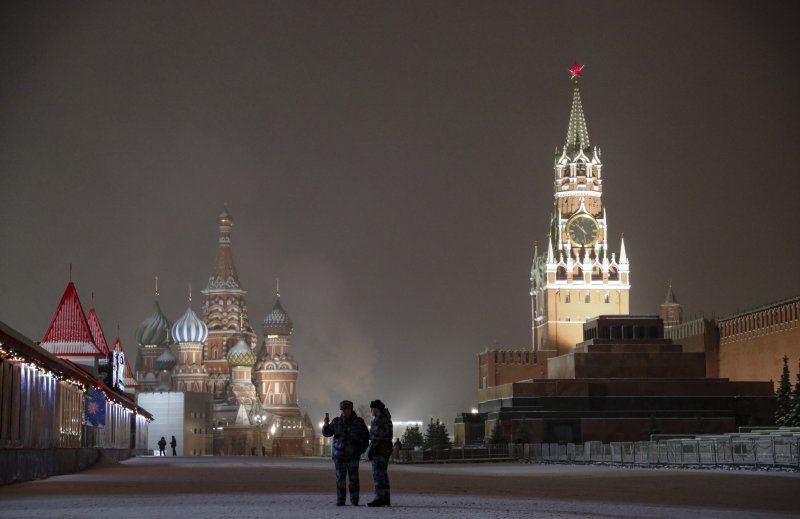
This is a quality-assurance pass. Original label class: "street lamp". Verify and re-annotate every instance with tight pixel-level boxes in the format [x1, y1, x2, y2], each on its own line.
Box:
[255, 414, 263, 456]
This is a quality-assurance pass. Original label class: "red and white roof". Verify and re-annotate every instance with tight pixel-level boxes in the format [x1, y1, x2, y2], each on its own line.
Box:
[87, 307, 111, 356]
[40, 282, 102, 357]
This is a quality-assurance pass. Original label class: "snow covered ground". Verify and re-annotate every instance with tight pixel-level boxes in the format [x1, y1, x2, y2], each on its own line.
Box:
[1, 456, 798, 519]
[3, 492, 796, 519]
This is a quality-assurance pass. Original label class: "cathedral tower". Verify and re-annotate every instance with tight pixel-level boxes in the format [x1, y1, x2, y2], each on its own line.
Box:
[201, 208, 257, 401]
[134, 279, 173, 393]
[227, 320, 258, 408]
[254, 286, 300, 417]
[530, 64, 630, 358]
[173, 292, 210, 393]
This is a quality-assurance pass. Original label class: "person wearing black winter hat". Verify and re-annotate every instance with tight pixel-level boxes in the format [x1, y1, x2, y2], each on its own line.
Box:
[367, 399, 393, 507]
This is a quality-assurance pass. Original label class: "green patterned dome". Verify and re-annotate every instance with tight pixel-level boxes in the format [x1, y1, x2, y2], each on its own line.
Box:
[227, 337, 256, 367]
[135, 301, 172, 347]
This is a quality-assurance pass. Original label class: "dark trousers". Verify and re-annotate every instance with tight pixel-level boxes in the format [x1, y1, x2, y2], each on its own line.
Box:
[334, 458, 360, 504]
[171, 447, 177, 456]
[371, 455, 390, 502]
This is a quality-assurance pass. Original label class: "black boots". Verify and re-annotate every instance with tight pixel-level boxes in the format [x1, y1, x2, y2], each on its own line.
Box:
[367, 498, 390, 507]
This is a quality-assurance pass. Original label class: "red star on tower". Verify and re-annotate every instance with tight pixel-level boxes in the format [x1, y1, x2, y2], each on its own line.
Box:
[569, 62, 585, 81]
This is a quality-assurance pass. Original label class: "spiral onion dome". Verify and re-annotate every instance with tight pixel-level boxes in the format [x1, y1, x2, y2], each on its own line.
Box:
[155, 347, 177, 371]
[227, 337, 257, 367]
[263, 298, 293, 336]
[136, 301, 172, 346]
[172, 305, 209, 344]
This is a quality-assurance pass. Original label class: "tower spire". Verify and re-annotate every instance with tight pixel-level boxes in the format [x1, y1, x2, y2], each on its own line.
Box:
[664, 280, 677, 304]
[564, 63, 590, 154]
[619, 234, 628, 264]
[207, 206, 241, 290]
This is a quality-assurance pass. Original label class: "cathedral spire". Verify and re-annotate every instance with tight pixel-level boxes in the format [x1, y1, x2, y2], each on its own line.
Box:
[564, 64, 591, 154]
[207, 206, 241, 290]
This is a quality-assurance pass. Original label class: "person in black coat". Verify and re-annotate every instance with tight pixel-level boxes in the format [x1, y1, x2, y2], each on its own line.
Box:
[157, 436, 166, 456]
[321, 400, 369, 506]
[170, 435, 177, 456]
[367, 400, 393, 507]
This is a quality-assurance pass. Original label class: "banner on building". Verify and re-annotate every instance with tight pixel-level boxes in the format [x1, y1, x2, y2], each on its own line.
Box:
[85, 388, 106, 428]
[112, 350, 126, 392]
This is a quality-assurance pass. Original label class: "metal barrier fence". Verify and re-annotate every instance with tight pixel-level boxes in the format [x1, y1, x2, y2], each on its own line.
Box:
[396, 437, 800, 468]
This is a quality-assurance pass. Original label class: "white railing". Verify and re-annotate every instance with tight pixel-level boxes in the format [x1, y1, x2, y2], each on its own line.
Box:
[398, 436, 800, 468]
[510, 437, 800, 468]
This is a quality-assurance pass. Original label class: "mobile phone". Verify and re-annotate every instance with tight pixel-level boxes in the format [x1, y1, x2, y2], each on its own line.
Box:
[325, 412, 329, 420]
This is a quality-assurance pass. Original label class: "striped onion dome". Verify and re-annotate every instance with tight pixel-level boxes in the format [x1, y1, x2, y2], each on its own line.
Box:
[172, 305, 208, 344]
[227, 337, 257, 367]
[155, 347, 177, 371]
[136, 301, 172, 347]
[263, 298, 293, 336]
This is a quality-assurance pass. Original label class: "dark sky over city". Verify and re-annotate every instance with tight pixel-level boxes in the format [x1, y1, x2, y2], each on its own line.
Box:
[1, 1, 798, 426]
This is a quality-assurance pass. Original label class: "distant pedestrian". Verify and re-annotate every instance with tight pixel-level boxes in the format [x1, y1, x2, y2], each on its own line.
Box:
[170, 435, 177, 456]
[392, 438, 402, 463]
[367, 399, 393, 507]
[322, 400, 369, 506]
[157, 436, 167, 456]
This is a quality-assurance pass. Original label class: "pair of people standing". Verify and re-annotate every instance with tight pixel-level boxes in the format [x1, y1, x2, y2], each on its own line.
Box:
[156, 435, 178, 456]
[321, 399, 393, 507]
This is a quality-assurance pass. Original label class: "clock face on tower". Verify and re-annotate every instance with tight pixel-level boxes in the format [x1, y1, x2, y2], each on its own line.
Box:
[566, 214, 599, 246]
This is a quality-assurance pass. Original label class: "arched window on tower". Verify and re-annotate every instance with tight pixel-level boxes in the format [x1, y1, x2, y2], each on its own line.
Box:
[565, 292, 571, 304]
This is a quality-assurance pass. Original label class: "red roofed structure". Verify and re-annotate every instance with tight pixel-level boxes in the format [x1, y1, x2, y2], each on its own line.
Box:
[40, 281, 102, 358]
[87, 307, 111, 357]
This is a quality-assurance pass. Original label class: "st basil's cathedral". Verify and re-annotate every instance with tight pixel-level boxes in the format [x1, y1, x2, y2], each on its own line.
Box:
[133, 208, 315, 456]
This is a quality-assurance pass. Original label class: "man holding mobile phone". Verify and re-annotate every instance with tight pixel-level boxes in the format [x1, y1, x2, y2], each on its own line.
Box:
[321, 400, 369, 506]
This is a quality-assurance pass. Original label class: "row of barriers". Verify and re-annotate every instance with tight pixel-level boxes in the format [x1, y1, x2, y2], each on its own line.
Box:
[396, 436, 800, 468]
[514, 438, 800, 467]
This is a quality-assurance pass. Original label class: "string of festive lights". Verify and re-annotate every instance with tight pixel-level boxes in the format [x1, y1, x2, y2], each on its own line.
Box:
[0, 343, 152, 422]
[0, 344, 89, 392]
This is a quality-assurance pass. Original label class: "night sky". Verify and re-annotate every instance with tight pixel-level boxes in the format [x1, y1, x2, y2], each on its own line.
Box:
[1, 2, 798, 426]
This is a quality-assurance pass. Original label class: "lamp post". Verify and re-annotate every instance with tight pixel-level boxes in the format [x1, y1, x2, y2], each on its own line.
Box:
[255, 414, 263, 456]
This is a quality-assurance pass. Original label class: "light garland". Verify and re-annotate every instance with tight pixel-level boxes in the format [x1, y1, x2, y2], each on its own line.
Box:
[0, 345, 89, 392]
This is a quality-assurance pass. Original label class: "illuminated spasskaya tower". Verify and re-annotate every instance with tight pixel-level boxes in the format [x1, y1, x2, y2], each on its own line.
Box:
[530, 63, 631, 360]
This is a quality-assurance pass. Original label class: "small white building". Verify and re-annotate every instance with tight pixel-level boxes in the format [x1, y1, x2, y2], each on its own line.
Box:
[137, 391, 212, 456]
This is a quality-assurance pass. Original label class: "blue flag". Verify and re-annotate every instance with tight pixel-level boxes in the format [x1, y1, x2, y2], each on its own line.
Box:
[85, 388, 106, 428]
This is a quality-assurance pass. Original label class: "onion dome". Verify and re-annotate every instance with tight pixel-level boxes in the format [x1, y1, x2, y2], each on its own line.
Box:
[227, 337, 257, 367]
[172, 305, 209, 344]
[136, 301, 172, 347]
[263, 298, 293, 336]
[155, 347, 177, 371]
